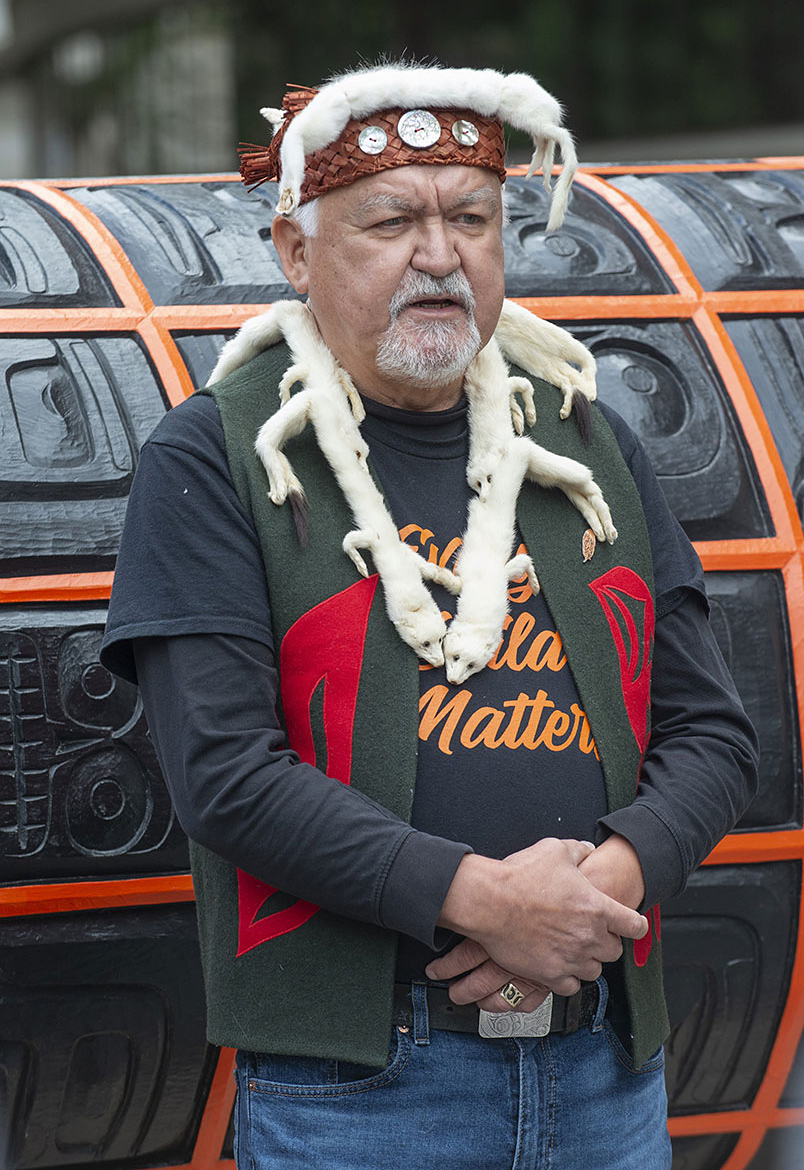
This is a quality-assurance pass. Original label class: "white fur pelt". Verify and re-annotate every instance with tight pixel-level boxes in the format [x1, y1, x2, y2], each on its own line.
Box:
[444, 337, 616, 685]
[495, 299, 596, 418]
[263, 65, 577, 232]
[208, 298, 596, 422]
[205, 300, 610, 673]
[465, 337, 534, 500]
[248, 302, 459, 667]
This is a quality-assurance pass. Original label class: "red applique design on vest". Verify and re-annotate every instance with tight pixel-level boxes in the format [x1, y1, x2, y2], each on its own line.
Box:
[236, 575, 378, 956]
[588, 567, 654, 754]
[589, 567, 657, 967]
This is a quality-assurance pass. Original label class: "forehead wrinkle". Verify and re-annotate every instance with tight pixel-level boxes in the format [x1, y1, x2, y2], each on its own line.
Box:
[351, 180, 502, 221]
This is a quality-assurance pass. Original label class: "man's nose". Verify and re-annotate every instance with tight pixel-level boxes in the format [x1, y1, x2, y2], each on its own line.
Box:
[410, 222, 460, 277]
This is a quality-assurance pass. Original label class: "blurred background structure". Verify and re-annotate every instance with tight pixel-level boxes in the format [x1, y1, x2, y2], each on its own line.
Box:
[0, 0, 802, 181]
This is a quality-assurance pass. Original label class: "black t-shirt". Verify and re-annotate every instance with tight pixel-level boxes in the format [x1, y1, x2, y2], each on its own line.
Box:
[102, 389, 757, 975]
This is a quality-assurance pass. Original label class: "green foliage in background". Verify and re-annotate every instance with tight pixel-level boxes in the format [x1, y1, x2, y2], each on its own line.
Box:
[231, 0, 804, 145]
[6, 0, 802, 177]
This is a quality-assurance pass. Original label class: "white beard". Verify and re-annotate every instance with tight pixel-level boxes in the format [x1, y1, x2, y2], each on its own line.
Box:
[375, 270, 482, 389]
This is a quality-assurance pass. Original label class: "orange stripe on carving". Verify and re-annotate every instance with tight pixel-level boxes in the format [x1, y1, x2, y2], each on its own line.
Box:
[0, 308, 144, 330]
[693, 538, 797, 571]
[138, 315, 197, 406]
[0, 875, 194, 917]
[581, 159, 804, 176]
[511, 290, 804, 319]
[707, 290, 804, 314]
[152, 303, 271, 331]
[510, 294, 696, 320]
[766, 1109, 804, 1128]
[11, 181, 154, 312]
[693, 306, 802, 548]
[575, 171, 702, 299]
[715, 865, 804, 1169]
[668, 1112, 747, 1137]
[189, 1048, 237, 1169]
[703, 830, 804, 865]
[50, 173, 240, 188]
[0, 572, 114, 603]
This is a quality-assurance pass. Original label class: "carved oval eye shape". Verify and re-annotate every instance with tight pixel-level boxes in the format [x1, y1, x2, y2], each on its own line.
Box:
[422, 641, 430, 649]
[466, 662, 475, 672]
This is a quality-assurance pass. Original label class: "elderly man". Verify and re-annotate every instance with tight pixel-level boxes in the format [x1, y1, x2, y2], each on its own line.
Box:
[101, 63, 758, 1169]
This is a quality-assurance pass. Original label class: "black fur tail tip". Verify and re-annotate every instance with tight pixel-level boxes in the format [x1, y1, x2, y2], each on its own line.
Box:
[289, 489, 309, 547]
[573, 392, 592, 448]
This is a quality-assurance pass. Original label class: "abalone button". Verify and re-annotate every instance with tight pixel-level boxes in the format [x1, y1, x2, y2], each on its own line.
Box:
[397, 110, 442, 148]
[452, 119, 480, 146]
[358, 126, 388, 155]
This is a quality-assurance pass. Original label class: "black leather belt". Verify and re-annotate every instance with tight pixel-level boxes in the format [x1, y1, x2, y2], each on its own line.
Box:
[392, 981, 600, 1037]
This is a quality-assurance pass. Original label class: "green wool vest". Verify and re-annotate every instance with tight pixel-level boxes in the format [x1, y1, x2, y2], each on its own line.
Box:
[193, 341, 669, 1069]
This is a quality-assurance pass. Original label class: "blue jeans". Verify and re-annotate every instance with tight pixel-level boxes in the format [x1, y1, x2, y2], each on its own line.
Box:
[234, 980, 671, 1169]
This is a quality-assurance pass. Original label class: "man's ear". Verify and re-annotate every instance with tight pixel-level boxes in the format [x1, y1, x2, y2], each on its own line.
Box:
[271, 215, 310, 294]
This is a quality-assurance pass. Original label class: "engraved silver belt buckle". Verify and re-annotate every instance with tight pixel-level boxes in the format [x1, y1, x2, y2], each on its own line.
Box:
[478, 992, 554, 1038]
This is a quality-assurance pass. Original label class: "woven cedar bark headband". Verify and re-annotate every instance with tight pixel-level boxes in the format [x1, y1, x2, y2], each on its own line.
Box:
[239, 65, 578, 233]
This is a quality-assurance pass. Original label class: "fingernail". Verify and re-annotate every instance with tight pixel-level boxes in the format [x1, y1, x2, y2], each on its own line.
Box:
[424, 964, 436, 978]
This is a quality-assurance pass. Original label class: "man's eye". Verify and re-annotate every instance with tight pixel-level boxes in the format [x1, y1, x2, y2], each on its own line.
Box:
[456, 213, 484, 225]
[378, 216, 406, 228]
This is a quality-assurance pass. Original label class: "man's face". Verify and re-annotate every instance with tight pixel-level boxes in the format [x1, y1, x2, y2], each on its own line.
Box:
[272, 164, 506, 410]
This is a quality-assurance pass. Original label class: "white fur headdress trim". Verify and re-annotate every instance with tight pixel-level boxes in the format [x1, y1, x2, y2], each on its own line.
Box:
[269, 65, 577, 233]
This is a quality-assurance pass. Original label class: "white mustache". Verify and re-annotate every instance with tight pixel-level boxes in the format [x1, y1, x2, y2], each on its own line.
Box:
[388, 271, 476, 320]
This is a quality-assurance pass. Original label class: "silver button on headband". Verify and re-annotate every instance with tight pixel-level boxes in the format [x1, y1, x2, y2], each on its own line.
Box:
[452, 119, 480, 146]
[397, 110, 442, 148]
[358, 126, 388, 155]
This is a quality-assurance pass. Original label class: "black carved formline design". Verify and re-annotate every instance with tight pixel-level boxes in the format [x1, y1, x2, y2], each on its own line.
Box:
[0, 186, 118, 308]
[725, 316, 804, 524]
[662, 862, 799, 1115]
[68, 182, 303, 306]
[670, 1135, 741, 1170]
[0, 335, 169, 576]
[1, 632, 51, 858]
[221, 1110, 235, 1160]
[744, 1126, 804, 1169]
[502, 178, 674, 297]
[172, 331, 236, 389]
[705, 571, 801, 832]
[564, 319, 772, 541]
[65, 177, 677, 307]
[608, 171, 804, 291]
[0, 608, 188, 880]
[0, 165, 801, 1170]
[0, 905, 214, 1168]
